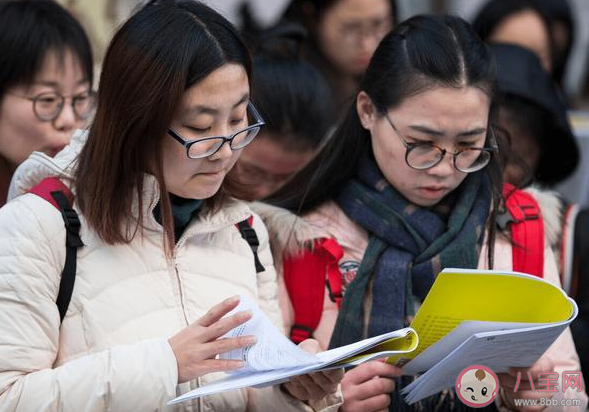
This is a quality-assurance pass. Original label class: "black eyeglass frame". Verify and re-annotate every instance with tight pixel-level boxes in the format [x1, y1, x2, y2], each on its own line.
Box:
[382, 112, 498, 173]
[168, 102, 265, 159]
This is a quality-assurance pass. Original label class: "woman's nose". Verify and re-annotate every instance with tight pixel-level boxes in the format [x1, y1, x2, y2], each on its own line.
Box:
[52, 102, 76, 132]
[208, 139, 233, 161]
[426, 152, 457, 177]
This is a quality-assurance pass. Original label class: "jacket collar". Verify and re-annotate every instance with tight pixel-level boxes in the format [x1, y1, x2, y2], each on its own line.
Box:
[139, 176, 251, 236]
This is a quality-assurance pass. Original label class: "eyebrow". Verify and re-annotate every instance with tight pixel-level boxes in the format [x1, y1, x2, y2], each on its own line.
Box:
[408, 125, 487, 138]
[187, 93, 249, 116]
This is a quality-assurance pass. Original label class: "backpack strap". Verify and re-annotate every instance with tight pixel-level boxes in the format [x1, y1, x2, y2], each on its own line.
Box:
[498, 183, 544, 278]
[236, 216, 265, 274]
[29, 177, 84, 323]
[283, 238, 343, 343]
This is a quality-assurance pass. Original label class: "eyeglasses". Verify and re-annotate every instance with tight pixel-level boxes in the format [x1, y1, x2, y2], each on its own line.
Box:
[168, 102, 265, 159]
[383, 113, 497, 173]
[13, 91, 96, 122]
[338, 17, 393, 48]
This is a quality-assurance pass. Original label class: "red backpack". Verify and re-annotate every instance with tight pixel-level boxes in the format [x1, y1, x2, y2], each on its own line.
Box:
[284, 183, 545, 343]
[28, 177, 265, 324]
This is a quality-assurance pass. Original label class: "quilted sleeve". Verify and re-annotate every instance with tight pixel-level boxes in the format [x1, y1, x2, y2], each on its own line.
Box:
[0, 195, 179, 411]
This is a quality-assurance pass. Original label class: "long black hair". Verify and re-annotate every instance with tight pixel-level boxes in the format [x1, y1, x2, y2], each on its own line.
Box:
[533, 0, 575, 86]
[251, 23, 333, 151]
[268, 14, 503, 266]
[0, 0, 93, 98]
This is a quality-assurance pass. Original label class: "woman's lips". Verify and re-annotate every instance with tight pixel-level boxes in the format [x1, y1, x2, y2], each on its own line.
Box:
[199, 170, 225, 179]
[419, 186, 448, 198]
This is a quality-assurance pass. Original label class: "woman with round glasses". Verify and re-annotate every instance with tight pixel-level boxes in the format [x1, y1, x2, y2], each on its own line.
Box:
[0, 1, 343, 411]
[280, 0, 396, 116]
[259, 14, 586, 411]
[0, 0, 95, 206]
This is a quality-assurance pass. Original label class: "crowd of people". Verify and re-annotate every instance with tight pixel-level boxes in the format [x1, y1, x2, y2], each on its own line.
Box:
[0, 0, 587, 411]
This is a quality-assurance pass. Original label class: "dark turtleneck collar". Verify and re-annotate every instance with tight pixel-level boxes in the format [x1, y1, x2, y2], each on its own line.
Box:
[153, 193, 203, 242]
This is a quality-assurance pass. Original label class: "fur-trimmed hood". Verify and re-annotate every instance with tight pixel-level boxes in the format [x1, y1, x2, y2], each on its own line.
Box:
[250, 202, 329, 266]
[7, 129, 86, 201]
[524, 186, 563, 249]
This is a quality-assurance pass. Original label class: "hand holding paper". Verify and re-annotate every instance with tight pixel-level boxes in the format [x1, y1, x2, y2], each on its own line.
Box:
[219, 294, 319, 373]
[217, 295, 346, 402]
[497, 354, 556, 408]
[169, 268, 577, 406]
[167, 295, 257, 383]
[339, 360, 402, 412]
[283, 339, 344, 402]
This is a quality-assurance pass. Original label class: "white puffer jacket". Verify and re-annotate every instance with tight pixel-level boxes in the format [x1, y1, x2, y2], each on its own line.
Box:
[0, 132, 342, 412]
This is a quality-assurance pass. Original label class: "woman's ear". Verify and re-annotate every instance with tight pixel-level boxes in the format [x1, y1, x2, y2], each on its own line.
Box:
[357, 91, 377, 130]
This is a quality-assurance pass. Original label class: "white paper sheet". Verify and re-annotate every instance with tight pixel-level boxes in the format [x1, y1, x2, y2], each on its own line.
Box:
[402, 298, 578, 404]
[169, 327, 416, 405]
[219, 295, 319, 373]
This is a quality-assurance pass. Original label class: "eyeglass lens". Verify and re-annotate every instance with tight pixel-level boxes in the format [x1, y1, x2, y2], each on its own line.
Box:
[407, 145, 491, 172]
[187, 127, 260, 158]
[33, 92, 96, 121]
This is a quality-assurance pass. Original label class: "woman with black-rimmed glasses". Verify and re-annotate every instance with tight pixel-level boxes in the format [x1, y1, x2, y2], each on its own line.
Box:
[0, 1, 343, 411]
[259, 14, 586, 412]
[0, 0, 94, 207]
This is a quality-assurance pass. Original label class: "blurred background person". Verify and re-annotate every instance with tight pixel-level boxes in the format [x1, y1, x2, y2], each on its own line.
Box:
[472, 0, 554, 74]
[0, 0, 94, 206]
[280, 0, 396, 116]
[491, 42, 587, 379]
[491, 43, 578, 188]
[533, 0, 575, 89]
[234, 23, 334, 200]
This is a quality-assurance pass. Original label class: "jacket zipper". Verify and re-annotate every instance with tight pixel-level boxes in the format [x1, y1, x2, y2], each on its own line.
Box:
[161, 203, 249, 412]
[173, 233, 202, 412]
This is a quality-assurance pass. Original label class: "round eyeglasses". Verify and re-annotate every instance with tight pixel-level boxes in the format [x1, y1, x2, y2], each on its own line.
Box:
[338, 17, 393, 48]
[168, 102, 265, 159]
[15, 91, 97, 122]
[383, 113, 496, 173]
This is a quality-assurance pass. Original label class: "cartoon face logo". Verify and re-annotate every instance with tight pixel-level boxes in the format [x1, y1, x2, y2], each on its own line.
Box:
[456, 365, 499, 407]
[339, 260, 360, 288]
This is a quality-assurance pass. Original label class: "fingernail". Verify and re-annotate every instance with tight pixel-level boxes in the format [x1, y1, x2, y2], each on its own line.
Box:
[226, 295, 239, 304]
[246, 336, 257, 345]
[242, 310, 253, 319]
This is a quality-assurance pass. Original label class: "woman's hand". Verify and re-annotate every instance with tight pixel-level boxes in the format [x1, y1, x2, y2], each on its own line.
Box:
[497, 355, 556, 411]
[282, 339, 344, 401]
[340, 360, 403, 412]
[168, 295, 256, 383]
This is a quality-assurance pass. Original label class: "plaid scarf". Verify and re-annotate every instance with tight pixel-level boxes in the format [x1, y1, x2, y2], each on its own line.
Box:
[330, 156, 494, 412]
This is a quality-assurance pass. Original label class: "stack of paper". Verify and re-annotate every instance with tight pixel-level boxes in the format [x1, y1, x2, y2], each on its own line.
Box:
[168, 269, 577, 406]
[169, 325, 418, 405]
[400, 269, 577, 403]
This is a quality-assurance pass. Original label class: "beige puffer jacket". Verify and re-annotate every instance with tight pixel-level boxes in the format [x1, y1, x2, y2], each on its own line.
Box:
[0, 131, 342, 412]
